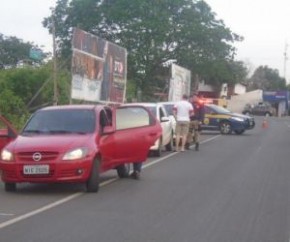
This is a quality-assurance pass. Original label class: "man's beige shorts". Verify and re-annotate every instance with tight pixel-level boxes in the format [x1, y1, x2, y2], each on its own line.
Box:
[175, 121, 190, 136]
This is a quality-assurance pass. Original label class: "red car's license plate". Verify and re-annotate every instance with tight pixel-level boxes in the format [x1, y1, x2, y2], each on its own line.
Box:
[23, 165, 49, 175]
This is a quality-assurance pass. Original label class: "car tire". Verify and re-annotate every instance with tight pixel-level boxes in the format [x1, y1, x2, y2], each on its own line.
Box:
[265, 112, 271, 117]
[234, 130, 245, 135]
[154, 138, 162, 157]
[86, 158, 100, 193]
[220, 121, 232, 134]
[116, 163, 130, 178]
[5, 182, 16, 192]
[165, 133, 174, 151]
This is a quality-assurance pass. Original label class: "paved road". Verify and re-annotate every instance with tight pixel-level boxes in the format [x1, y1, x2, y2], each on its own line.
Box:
[0, 116, 290, 242]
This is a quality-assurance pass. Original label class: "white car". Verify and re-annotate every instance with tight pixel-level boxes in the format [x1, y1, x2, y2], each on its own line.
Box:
[158, 101, 177, 139]
[123, 102, 174, 156]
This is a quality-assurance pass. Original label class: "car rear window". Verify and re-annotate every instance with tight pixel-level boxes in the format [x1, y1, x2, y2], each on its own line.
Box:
[116, 107, 151, 130]
[207, 104, 231, 114]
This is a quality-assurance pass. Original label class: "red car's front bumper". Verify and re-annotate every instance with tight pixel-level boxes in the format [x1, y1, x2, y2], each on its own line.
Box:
[0, 159, 92, 184]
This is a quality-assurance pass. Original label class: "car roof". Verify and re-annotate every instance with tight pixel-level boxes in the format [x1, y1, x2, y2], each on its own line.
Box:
[40, 104, 101, 111]
[158, 101, 176, 105]
[123, 102, 158, 107]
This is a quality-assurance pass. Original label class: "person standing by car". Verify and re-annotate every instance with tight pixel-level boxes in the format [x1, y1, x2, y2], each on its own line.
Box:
[186, 93, 205, 151]
[130, 163, 142, 180]
[173, 94, 194, 152]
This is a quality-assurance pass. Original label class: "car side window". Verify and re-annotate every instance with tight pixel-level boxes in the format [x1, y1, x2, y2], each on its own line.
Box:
[99, 109, 112, 133]
[116, 107, 151, 130]
[100, 111, 107, 127]
[159, 107, 165, 119]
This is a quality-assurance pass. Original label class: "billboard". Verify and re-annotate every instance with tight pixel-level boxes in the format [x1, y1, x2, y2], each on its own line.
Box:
[71, 28, 127, 103]
[168, 64, 191, 101]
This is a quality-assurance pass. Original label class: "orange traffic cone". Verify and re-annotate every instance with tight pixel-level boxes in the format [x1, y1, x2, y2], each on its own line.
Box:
[262, 118, 268, 128]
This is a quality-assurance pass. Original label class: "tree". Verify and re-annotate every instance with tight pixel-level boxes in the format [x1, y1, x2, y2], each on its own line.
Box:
[0, 34, 46, 69]
[0, 88, 29, 130]
[43, 0, 244, 99]
[247, 66, 286, 91]
[201, 59, 248, 89]
[0, 63, 71, 128]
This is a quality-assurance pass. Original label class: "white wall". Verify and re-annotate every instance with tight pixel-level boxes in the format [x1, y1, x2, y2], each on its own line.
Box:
[234, 84, 246, 95]
[227, 89, 263, 113]
[278, 101, 287, 117]
[198, 80, 214, 92]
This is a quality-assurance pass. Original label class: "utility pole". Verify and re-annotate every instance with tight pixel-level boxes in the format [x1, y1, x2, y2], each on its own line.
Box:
[283, 42, 288, 84]
[51, 8, 58, 106]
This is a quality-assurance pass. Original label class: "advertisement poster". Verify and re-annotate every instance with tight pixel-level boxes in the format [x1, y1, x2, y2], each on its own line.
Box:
[168, 64, 191, 101]
[71, 28, 127, 103]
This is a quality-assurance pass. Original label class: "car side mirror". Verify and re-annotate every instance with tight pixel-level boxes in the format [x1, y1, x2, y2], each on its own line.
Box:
[103, 126, 115, 134]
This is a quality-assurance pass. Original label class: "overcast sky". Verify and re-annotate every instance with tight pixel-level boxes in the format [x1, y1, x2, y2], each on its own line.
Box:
[205, 0, 290, 82]
[0, 0, 289, 82]
[0, 0, 56, 50]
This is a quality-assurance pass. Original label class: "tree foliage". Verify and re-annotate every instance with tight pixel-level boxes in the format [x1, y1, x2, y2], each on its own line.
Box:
[43, 0, 245, 99]
[247, 66, 286, 91]
[0, 88, 28, 130]
[0, 62, 71, 129]
[0, 34, 46, 69]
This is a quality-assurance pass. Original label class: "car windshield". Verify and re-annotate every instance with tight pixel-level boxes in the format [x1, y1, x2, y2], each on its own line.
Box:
[208, 104, 231, 114]
[22, 109, 96, 134]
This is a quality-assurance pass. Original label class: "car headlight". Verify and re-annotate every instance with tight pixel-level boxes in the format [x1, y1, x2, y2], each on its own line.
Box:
[63, 148, 88, 160]
[231, 117, 244, 122]
[1, 149, 14, 161]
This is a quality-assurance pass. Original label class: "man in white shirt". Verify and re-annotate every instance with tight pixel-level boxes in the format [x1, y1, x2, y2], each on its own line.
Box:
[173, 94, 194, 152]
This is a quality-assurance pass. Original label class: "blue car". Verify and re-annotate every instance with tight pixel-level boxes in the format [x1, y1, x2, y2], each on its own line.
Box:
[202, 104, 255, 134]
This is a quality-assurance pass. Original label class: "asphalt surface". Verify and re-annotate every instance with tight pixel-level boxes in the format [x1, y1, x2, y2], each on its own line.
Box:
[0, 116, 290, 242]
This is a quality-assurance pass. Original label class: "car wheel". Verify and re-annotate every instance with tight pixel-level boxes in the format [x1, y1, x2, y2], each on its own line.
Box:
[86, 158, 100, 193]
[265, 112, 271, 117]
[234, 130, 245, 135]
[5, 182, 16, 192]
[165, 133, 174, 151]
[116, 163, 130, 178]
[245, 111, 250, 116]
[220, 121, 232, 134]
[154, 138, 162, 157]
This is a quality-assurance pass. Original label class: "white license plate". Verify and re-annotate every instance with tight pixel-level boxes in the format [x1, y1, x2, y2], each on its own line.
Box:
[23, 165, 49, 175]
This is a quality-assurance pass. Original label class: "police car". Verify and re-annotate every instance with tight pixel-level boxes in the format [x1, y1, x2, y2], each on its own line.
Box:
[202, 104, 255, 134]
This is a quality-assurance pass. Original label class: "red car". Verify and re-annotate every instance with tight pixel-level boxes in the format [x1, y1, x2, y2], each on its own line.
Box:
[0, 105, 162, 192]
